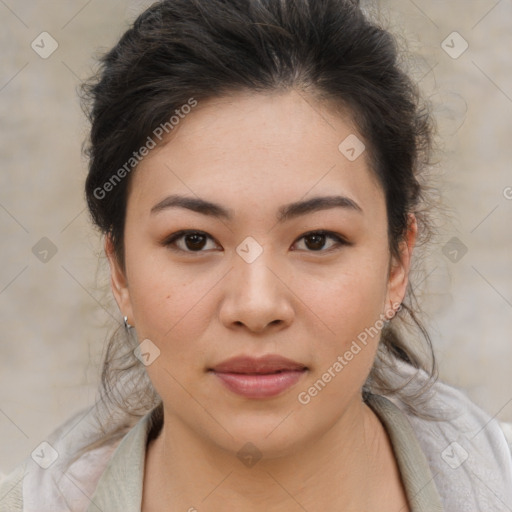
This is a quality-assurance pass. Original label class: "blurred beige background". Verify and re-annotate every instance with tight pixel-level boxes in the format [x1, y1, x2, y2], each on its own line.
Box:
[1, 0, 511, 473]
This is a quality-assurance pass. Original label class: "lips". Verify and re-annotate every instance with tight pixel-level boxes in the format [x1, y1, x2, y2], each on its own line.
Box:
[210, 354, 307, 374]
[209, 355, 308, 398]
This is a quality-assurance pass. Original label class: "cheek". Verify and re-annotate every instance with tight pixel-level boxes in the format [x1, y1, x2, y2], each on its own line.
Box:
[125, 250, 224, 357]
[292, 265, 390, 411]
[290, 250, 390, 401]
[132, 294, 207, 351]
[293, 251, 390, 339]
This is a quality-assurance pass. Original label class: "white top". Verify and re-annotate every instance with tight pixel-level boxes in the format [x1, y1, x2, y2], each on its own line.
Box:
[1, 360, 512, 511]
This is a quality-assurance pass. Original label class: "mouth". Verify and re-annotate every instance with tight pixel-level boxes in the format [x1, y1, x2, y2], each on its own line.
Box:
[208, 354, 308, 399]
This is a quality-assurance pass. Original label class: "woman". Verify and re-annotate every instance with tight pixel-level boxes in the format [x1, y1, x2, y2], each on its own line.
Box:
[1, 0, 511, 510]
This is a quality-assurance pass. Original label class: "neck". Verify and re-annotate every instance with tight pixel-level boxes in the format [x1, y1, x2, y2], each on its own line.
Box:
[142, 396, 400, 512]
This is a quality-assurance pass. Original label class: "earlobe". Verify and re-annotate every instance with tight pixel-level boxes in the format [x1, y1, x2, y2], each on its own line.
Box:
[385, 213, 417, 312]
[105, 235, 134, 325]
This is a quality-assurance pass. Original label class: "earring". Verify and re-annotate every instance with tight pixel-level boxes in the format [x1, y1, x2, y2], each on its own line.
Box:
[383, 301, 400, 323]
[123, 316, 134, 329]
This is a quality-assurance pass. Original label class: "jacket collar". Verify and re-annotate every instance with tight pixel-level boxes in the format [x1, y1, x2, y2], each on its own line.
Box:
[87, 395, 443, 511]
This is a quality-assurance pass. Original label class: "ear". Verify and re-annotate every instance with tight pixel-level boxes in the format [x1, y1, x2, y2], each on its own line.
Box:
[385, 213, 417, 315]
[105, 235, 133, 325]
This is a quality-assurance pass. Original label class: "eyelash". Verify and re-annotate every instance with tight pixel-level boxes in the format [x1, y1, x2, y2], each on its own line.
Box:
[162, 229, 350, 255]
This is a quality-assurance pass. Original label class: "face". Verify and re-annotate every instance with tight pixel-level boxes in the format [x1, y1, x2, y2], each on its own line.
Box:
[107, 90, 415, 457]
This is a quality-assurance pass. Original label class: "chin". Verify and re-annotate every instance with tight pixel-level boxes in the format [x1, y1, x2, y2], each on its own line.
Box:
[205, 409, 314, 460]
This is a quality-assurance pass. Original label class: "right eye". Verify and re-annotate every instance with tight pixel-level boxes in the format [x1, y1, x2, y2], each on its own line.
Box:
[162, 230, 221, 253]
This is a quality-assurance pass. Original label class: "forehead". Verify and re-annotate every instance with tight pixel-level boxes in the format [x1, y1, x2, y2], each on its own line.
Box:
[128, 90, 385, 220]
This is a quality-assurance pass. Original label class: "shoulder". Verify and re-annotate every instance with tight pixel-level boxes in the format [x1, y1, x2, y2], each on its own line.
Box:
[0, 406, 123, 512]
[498, 420, 512, 452]
[0, 462, 25, 512]
[386, 361, 512, 511]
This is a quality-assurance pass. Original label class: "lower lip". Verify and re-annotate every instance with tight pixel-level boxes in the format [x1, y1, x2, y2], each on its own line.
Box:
[212, 370, 306, 398]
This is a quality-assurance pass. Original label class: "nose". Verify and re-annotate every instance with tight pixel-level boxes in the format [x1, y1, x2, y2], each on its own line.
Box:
[219, 253, 295, 334]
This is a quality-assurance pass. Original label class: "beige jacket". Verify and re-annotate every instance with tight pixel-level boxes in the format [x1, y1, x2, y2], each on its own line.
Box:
[1, 363, 512, 511]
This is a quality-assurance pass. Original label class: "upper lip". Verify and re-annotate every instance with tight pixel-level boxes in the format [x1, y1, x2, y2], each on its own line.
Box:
[210, 355, 307, 374]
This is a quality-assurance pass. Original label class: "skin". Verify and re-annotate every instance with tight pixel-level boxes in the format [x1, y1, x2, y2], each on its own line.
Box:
[106, 90, 416, 511]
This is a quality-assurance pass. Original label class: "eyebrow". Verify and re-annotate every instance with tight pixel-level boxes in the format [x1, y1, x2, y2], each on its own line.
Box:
[150, 194, 363, 222]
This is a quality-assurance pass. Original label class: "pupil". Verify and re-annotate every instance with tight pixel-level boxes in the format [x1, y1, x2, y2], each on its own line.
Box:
[186, 234, 206, 250]
[306, 234, 325, 251]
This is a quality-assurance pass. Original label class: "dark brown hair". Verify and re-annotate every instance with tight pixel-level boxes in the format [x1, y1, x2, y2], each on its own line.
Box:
[78, 0, 441, 463]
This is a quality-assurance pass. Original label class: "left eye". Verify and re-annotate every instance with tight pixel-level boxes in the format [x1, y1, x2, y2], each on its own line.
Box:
[292, 230, 348, 252]
[162, 230, 348, 253]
